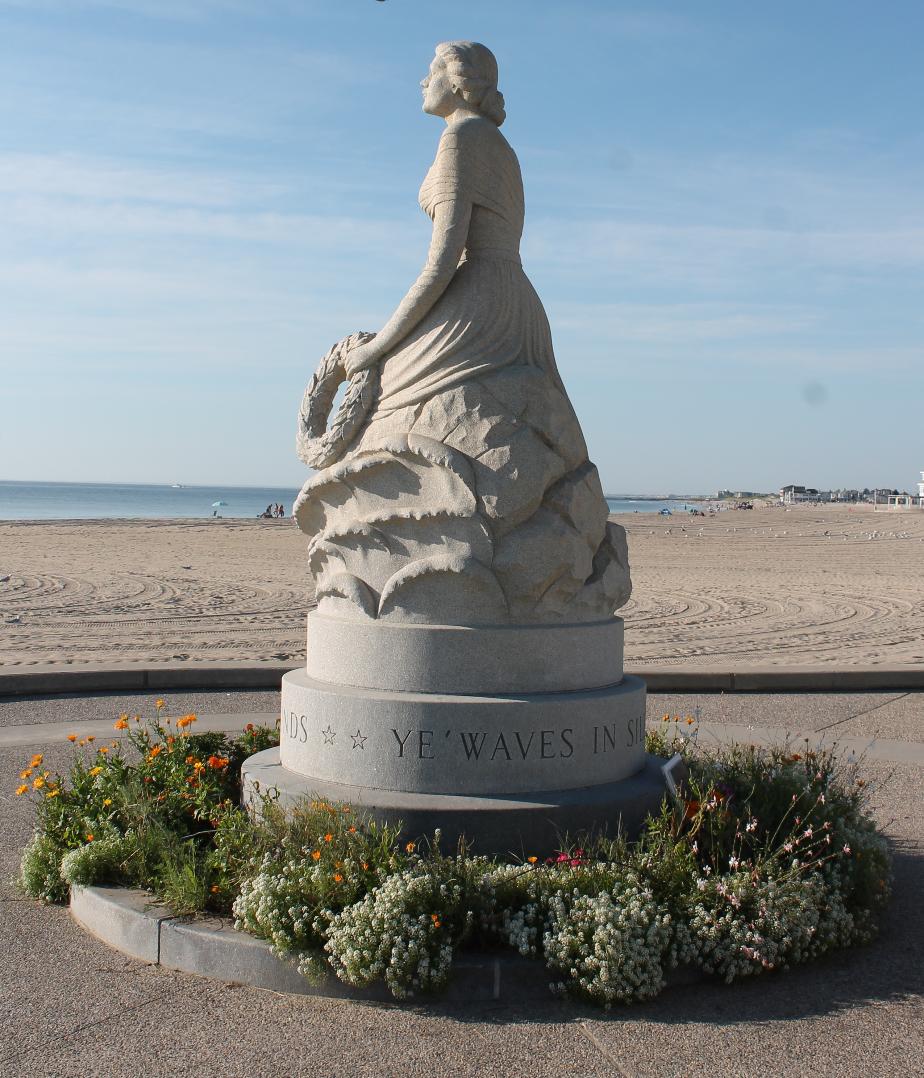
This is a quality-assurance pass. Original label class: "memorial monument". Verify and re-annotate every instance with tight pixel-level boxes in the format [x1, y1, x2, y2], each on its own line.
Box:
[243, 41, 664, 851]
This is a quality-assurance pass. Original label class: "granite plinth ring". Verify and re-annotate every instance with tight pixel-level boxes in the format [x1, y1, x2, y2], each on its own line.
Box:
[305, 612, 625, 694]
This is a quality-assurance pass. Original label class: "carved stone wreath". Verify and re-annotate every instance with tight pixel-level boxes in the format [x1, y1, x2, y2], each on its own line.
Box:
[296, 331, 377, 470]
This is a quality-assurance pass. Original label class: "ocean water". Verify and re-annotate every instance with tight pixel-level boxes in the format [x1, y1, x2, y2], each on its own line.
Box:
[0, 480, 300, 521]
[0, 480, 692, 521]
[605, 498, 695, 515]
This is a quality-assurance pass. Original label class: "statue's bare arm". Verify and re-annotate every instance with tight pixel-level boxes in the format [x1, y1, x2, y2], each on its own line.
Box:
[344, 198, 472, 377]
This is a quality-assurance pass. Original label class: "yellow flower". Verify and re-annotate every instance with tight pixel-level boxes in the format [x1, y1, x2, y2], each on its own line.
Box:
[155, 699, 165, 710]
[114, 718, 129, 731]
[15, 784, 28, 796]
[193, 760, 205, 772]
[20, 769, 32, 780]
[46, 790, 60, 799]
[67, 734, 77, 743]
[30, 753, 43, 766]
[99, 746, 109, 754]
[89, 766, 103, 776]
[32, 776, 45, 790]
[103, 798, 112, 806]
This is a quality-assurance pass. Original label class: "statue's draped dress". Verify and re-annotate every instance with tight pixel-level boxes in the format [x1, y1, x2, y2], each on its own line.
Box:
[295, 117, 630, 625]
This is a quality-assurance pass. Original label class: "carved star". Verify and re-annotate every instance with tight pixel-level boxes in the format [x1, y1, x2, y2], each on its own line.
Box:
[351, 728, 368, 750]
[321, 725, 336, 746]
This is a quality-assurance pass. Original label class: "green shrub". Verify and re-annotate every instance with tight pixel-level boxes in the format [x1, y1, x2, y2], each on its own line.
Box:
[15, 705, 893, 1007]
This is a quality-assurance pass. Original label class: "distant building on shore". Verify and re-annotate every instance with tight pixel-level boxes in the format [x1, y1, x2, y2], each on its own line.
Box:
[779, 482, 920, 507]
[779, 484, 819, 504]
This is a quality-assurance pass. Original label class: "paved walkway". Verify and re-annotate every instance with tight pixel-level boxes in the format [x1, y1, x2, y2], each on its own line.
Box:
[1, 689, 922, 1078]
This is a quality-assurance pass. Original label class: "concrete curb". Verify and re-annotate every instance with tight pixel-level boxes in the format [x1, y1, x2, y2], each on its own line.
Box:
[3, 662, 924, 697]
[68, 884, 612, 1003]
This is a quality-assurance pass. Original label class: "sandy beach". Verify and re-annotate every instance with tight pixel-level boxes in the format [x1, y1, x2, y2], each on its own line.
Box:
[0, 505, 922, 670]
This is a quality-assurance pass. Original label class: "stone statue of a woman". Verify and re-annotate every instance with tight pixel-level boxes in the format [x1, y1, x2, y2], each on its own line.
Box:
[295, 41, 630, 626]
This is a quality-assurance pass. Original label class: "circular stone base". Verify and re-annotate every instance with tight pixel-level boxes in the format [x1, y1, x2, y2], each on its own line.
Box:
[242, 749, 668, 856]
[280, 669, 647, 795]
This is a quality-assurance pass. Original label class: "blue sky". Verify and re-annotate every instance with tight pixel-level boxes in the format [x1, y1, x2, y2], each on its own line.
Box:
[1, 1, 921, 495]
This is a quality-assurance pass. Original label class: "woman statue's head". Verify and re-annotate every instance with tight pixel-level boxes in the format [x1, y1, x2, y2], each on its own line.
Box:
[422, 41, 506, 127]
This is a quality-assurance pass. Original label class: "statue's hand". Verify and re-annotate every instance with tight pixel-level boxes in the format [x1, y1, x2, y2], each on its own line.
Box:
[344, 340, 379, 379]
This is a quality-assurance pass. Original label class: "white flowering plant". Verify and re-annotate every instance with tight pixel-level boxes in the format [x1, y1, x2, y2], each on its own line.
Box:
[17, 708, 893, 1007]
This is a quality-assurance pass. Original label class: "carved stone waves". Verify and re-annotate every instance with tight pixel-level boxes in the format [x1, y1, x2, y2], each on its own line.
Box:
[294, 367, 632, 626]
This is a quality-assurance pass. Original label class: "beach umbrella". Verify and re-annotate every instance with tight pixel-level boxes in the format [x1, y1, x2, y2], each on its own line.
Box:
[211, 501, 227, 507]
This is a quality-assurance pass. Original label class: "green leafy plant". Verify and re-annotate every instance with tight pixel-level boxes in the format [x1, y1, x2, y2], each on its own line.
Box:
[15, 707, 893, 1007]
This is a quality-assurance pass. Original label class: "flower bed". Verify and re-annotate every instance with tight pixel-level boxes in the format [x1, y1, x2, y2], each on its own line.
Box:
[17, 707, 892, 1007]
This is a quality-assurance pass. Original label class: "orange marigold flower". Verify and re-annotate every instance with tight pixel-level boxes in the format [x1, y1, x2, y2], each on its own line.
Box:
[311, 850, 321, 861]
[348, 826, 357, 834]
[15, 784, 28, 796]
[361, 861, 369, 870]
[89, 766, 103, 776]
[431, 915, 441, 928]
[405, 841, 415, 853]
[67, 734, 77, 742]
[210, 884, 220, 894]
[148, 745, 162, 759]
[32, 776, 45, 790]
[99, 747, 109, 754]
[114, 718, 129, 731]
[526, 856, 538, 864]
[176, 715, 197, 729]
[46, 789, 60, 799]
[661, 714, 670, 722]
[186, 755, 196, 765]
[155, 699, 165, 710]
[20, 769, 32, 780]
[686, 716, 695, 725]
[86, 736, 95, 744]
[207, 755, 229, 770]
[324, 833, 333, 843]
[30, 754, 43, 767]
[193, 760, 205, 772]
[333, 874, 343, 883]
[86, 834, 94, 842]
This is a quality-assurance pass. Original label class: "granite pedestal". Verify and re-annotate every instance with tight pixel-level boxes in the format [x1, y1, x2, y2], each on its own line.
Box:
[241, 612, 665, 853]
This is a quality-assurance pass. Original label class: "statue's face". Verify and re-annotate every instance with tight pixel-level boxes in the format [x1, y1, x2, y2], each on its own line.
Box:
[421, 55, 457, 117]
